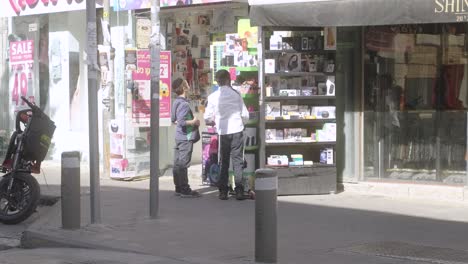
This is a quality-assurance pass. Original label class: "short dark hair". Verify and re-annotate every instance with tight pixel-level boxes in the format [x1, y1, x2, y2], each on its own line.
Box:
[172, 78, 185, 95]
[215, 70, 231, 86]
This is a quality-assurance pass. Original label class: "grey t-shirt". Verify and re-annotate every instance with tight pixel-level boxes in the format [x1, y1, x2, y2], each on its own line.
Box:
[172, 97, 196, 141]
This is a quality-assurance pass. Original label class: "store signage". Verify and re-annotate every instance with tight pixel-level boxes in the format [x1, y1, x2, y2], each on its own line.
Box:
[161, 0, 230, 7]
[1, 0, 102, 17]
[9, 40, 36, 115]
[435, 0, 468, 21]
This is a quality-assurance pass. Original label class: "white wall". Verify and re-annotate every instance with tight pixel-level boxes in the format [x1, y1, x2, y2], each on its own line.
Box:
[48, 10, 90, 161]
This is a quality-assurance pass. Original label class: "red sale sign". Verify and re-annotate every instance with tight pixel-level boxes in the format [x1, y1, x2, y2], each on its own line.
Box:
[9, 40, 35, 114]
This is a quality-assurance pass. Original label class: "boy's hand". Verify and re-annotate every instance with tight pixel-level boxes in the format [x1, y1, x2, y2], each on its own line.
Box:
[192, 117, 200, 127]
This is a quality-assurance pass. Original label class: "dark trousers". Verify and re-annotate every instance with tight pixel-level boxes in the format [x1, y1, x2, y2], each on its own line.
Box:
[218, 131, 244, 192]
[173, 140, 193, 193]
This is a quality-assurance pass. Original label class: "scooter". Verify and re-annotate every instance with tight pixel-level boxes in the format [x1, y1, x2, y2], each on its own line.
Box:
[0, 96, 55, 224]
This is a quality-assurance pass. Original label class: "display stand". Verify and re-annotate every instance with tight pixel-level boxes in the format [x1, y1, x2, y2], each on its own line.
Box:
[260, 27, 338, 195]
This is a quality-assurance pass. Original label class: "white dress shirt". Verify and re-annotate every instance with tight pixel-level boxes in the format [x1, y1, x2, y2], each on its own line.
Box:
[204, 86, 249, 135]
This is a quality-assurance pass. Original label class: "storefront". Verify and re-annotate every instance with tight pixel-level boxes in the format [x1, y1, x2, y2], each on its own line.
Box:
[157, 1, 259, 188]
[0, 1, 103, 162]
[249, 0, 468, 191]
[249, 0, 468, 192]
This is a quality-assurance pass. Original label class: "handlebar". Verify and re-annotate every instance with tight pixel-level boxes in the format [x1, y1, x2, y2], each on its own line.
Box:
[21, 96, 35, 109]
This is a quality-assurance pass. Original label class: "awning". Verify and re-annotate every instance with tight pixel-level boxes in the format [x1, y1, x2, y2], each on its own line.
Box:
[249, 0, 466, 27]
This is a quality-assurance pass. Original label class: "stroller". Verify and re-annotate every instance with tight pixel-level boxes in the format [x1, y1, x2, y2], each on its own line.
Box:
[201, 127, 219, 186]
[201, 127, 255, 199]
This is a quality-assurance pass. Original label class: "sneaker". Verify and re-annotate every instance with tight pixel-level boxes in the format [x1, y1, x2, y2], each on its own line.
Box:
[218, 191, 228, 200]
[180, 190, 201, 198]
[235, 187, 246, 201]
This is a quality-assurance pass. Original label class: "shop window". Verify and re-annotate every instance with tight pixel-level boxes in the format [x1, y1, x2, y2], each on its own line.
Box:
[363, 23, 468, 185]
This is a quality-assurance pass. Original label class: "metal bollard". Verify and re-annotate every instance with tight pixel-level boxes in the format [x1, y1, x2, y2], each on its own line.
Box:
[61, 151, 81, 230]
[255, 168, 277, 263]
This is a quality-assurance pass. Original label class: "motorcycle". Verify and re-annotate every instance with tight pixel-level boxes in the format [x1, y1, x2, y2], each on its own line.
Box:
[0, 96, 55, 224]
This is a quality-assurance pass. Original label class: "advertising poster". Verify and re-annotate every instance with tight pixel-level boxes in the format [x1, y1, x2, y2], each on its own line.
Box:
[131, 50, 171, 127]
[159, 50, 171, 126]
[113, 0, 151, 11]
[132, 49, 151, 127]
[9, 40, 36, 118]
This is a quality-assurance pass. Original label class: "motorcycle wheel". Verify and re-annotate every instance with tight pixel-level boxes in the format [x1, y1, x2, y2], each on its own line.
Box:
[0, 173, 40, 225]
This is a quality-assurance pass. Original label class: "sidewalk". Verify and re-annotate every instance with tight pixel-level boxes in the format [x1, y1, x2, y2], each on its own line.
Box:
[21, 162, 468, 264]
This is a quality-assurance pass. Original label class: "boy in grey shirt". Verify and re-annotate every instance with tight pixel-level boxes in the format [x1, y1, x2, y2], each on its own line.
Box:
[171, 78, 201, 198]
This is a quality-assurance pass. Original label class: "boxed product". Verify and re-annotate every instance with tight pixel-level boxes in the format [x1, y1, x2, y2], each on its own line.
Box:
[267, 155, 289, 166]
[311, 106, 336, 119]
[320, 148, 334, 164]
[316, 123, 336, 142]
[326, 76, 335, 96]
[290, 154, 304, 166]
[301, 87, 314, 96]
[282, 105, 300, 117]
[298, 105, 310, 118]
[326, 148, 334, 165]
[275, 129, 284, 140]
[269, 35, 282, 50]
[279, 89, 298, 97]
[265, 102, 281, 119]
[265, 59, 276, 73]
[266, 129, 276, 141]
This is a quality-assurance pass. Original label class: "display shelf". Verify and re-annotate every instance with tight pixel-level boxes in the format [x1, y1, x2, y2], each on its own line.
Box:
[265, 96, 335, 101]
[219, 66, 258, 72]
[265, 50, 337, 55]
[265, 119, 335, 124]
[265, 141, 336, 146]
[266, 164, 335, 168]
[265, 72, 328, 77]
[260, 26, 337, 195]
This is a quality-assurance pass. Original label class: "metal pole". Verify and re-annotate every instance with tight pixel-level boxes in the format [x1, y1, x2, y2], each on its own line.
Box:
[86, 0, 102, 224]
[255, 168, 277, 263]
[149, 0, 161, 219]
[61, 151, 81, 230]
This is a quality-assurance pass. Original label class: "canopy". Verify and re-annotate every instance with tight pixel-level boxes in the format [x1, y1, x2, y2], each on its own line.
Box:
[248, 0, 465, 27]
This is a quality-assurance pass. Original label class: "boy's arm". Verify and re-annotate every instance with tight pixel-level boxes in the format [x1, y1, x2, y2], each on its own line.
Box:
[240, 97, 249, 124]
[177, 103, 199, 127]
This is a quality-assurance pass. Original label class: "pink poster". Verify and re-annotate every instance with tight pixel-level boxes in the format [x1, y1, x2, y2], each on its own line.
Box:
[159, 51, 171, 125]
[132, 50, 171, 127]
[9, 40, 36, 117]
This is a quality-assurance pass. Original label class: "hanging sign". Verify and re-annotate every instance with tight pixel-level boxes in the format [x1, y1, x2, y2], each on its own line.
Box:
[9, 40, 36, 116]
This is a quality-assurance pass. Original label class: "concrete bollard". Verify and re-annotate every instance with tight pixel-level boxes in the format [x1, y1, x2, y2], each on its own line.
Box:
[61, 151, 81, 230]
[255, 168, 277, 263]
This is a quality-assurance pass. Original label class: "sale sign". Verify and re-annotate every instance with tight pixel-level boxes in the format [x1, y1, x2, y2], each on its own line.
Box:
[131, 50, 171, 127]
[9, 40, 36, 116]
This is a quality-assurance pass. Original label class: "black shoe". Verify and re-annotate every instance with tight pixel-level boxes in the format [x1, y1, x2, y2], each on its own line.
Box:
[235, 187, 246, 201]
[218, 191, 228, 200]
[180, 190, 201, 198]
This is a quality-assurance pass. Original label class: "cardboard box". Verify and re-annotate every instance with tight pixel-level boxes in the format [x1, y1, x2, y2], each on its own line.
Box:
[267, 155, 289, 166]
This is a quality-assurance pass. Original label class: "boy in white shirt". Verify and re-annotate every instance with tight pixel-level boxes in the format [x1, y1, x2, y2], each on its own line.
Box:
[204, 70, 249, 200]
